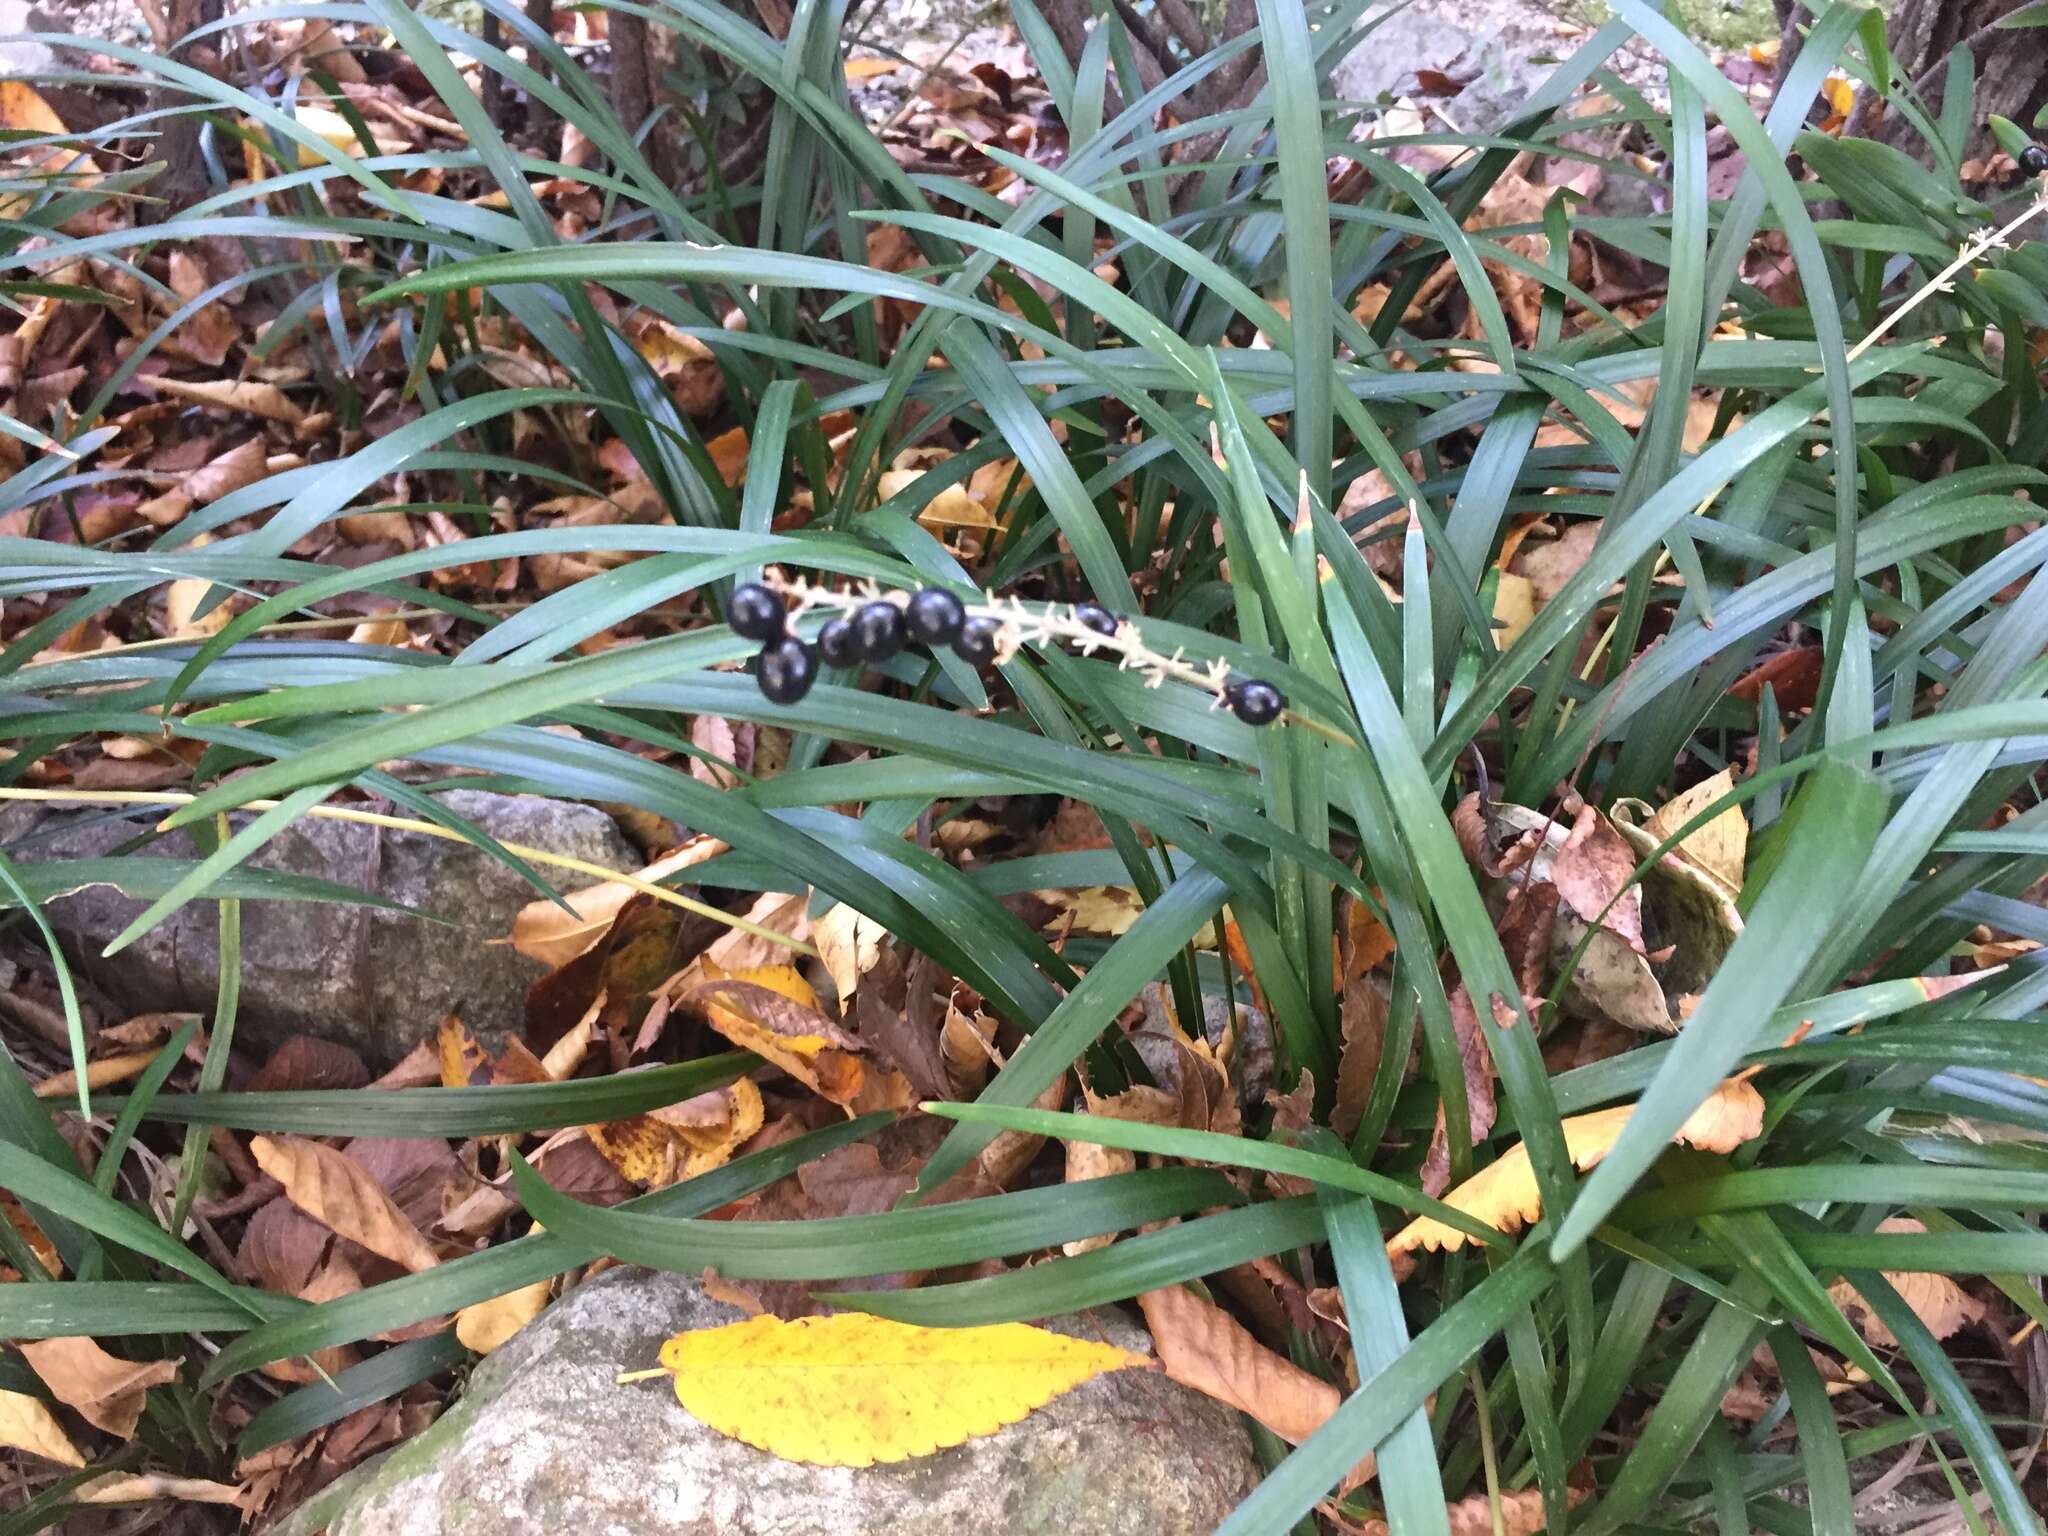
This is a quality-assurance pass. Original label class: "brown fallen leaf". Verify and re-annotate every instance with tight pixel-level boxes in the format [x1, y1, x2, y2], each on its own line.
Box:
[1827, 1217, 1986, 1348]
[1, 1192, 60, 1280]
[510, 834, 731, 968]
[151, 376, 304, 425]
[1138, 1284, 1344, 1447]
[0, 1386, 84, 1466]
[19, 1336, 179, 1438]
[814, 900, 888, 1006]
[250, 1135, 444, 1273]
[1550, 802, 1646, 953]
[137, 437, 269, 527]
[1332, 978, 1388, 1141]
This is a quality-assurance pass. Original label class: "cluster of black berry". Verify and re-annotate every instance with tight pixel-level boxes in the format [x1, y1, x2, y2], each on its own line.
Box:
[730, 581, 1000, 705]
[728, 579, 1289, 725]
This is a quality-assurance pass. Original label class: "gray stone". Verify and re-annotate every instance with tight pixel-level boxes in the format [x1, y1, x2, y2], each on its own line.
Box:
[1, 789, 636, 1067]
[328, 1269, 1259, 1536]
[1333, 0, 1673, 132]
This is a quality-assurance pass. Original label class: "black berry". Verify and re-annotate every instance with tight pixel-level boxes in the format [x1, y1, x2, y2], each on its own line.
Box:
[2023, 143, 2048, 176]
[818, 617, 859, 668]
[1073, 602, 1121, 638]
[756, 636, 818, 705]
[852, 600, 907, 662]
[905, 587, 967, 647]
[954, 616, 1001, 668]
[728, 582, 786, 642]
[1226, 677, 1286, 726]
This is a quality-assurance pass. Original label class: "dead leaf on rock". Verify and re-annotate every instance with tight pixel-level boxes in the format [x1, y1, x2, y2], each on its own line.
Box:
[509, 834, 730, 968]
[641, 1313, 1144, 1466]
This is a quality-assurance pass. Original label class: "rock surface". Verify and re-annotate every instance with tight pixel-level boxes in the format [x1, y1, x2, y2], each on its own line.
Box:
[1332, 0, 1677, 128]
[0, 790, 636, 1067]
[326, 1269, 1259, 1536]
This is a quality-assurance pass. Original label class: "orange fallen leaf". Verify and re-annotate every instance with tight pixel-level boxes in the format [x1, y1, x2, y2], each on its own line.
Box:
[638, 1314, 1144, 1465]
[1, 1192, 60, 1280]
[1388, 1078, 1765, 1255]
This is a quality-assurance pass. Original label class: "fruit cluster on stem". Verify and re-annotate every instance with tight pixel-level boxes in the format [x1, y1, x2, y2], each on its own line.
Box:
[725, 577, 1289, 725]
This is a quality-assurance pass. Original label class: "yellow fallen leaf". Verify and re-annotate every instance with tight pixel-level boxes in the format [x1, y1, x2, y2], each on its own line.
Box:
[287, 103, 406, 165]
[813, 901, 887, 1004]
[1491, 570, 1538, 651]
[0, 79, 64, 136]
[691, 968, 865, 1106]
[842, 56, 902, 80]
[1644, 766, 1747, 896]
[1827, 1218, 1985, 1348]
[644, 1314, 1144, 1465]
[455, 1238, 552, 1355]
[250, 1135, 443, 1273]
[591, 1077, 765, 1185]
[18, 1336, 178, 1439]
[509, 834, 730, 968]
[1389, 1078, 1765, 1255]
[0, 1387, 84, 1466]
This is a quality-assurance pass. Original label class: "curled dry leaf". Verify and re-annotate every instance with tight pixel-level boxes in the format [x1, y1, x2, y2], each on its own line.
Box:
[690, 970, 865, 1106]
[19, 1336, 179, 1439]
[509, 834, 730, 968]
[1389, 1078, 1766, 1256]
[0, 1387, 84, 1467]
[1827, 1218, 1986, 1348]
[1629, 766, 1748, 897]
[589, 1076, 766, 1187]
[250, 1135, 444, 1274]
[814, 901, 888, 1006]
[33, 1047, 165, 1100]
[1138, 1284, 1345, 1450]
[646, 1314, 1145, 1466]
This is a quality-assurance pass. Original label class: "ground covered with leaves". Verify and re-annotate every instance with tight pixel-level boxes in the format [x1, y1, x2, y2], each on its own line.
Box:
[5, 1, 2048, 1533]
